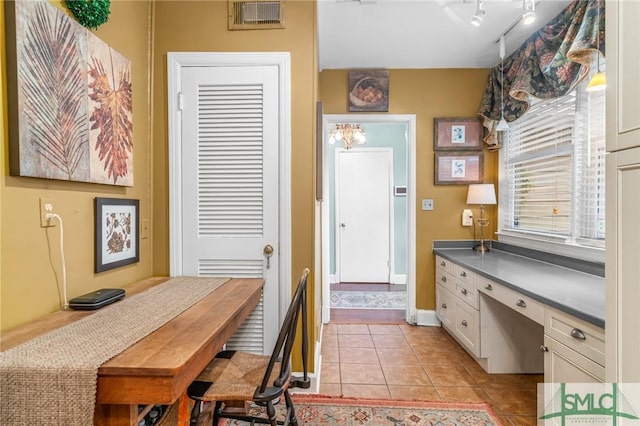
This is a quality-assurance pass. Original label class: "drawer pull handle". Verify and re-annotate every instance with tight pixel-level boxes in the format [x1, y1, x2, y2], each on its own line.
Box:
[441, 303, 447, 309]
[440, 261, 446, 267]
[516, 299, 527, 308]
[461, 288, 468, 295]
[461, 320, 468, 326]
[570, 328, 586, 340]
[540, 345, 549, 353]
[485, 284, 493, 291]
[460, 271, 467, 277]
[441, 276, 447, 283]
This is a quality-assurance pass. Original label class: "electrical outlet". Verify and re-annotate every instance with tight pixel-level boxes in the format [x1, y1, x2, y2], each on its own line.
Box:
[421, 199, 434, 211]
[40, 198, 55, 227]
[462, 209, 474, 226]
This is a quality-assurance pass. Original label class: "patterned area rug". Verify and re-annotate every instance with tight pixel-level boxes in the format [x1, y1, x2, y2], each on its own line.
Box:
[206, 395, 502, 425]
[330, 291, 405, 309]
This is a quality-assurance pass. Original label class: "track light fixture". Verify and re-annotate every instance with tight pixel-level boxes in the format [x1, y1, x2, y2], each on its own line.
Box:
[471, 0, 485, 27]
[522, 0, 535, 25]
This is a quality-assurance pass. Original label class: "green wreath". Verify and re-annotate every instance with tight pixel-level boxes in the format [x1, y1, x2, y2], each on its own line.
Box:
[65, 0, 111, 30]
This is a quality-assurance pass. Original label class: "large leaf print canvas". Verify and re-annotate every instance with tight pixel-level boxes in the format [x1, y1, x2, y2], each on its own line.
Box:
[5, 0, 133, 186]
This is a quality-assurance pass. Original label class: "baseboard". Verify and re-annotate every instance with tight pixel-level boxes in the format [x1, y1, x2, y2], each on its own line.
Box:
[329, 274, 337, 284]
[390, 274, 406, 285]
[415, 309, 441, 327]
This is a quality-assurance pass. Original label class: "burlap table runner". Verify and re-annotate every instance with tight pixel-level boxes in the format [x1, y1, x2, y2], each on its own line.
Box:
[0, 276, 230, 426]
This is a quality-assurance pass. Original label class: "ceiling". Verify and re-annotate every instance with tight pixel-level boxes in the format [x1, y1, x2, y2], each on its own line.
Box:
[317, 0, 572, 70]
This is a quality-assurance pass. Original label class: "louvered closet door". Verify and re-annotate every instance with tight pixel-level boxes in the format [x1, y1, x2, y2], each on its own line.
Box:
[181, 65, 279, 354]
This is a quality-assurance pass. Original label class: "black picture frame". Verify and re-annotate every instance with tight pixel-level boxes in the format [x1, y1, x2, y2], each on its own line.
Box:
[95, 197, 140, 272]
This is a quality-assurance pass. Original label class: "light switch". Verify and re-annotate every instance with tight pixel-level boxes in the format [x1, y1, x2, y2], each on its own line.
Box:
[422, 199, 434, 211]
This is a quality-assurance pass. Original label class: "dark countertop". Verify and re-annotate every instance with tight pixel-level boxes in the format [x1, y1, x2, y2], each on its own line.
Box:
[433, 247, 605, 328]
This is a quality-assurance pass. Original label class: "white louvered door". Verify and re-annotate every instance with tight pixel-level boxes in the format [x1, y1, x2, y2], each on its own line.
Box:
[180, 65, 279, 354]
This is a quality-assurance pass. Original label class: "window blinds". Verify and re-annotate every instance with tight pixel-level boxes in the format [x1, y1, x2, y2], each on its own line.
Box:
[501, 81, 605, 248]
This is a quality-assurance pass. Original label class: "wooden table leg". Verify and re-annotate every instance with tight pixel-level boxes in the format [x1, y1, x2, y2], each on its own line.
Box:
[177, 394, 192, 425]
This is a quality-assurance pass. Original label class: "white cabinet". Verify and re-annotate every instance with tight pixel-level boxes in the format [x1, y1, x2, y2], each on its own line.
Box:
[605, 0, 640, 152]
[606, 148, 640, 382]
[543, 307, 605, 383]
[605, 0, 640, 383]
[435, 256, 480, 358]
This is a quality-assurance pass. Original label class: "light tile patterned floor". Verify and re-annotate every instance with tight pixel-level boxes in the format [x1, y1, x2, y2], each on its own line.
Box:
[319, 323, 542, 426]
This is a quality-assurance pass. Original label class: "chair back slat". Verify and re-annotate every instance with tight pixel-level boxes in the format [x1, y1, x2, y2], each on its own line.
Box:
[258, 268, 309, 393]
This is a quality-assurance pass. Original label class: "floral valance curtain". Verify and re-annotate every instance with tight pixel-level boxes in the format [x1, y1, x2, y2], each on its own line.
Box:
[478, 0, 604, 149]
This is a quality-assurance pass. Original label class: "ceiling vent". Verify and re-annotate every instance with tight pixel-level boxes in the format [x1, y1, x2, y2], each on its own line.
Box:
[228, 0, 285, 30]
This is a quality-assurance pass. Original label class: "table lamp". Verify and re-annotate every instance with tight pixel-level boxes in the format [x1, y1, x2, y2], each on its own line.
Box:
[466, 184, 497, 252]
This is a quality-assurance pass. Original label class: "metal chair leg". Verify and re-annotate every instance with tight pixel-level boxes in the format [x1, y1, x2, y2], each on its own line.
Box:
[190, 400, 202, 426]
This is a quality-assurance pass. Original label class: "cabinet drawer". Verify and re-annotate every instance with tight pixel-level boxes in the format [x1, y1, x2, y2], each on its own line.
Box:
[545, 307, 605, 366]
[482, 281, 544, 325]
[454, 298, 480, 357]
[456, 281, 479, 309]
[435, 255, 454, 275]
[435, 269, 456, 293]
[436, 284, 454, 329]
[453, 264, 476, 288]
[544, 335, 604, 383]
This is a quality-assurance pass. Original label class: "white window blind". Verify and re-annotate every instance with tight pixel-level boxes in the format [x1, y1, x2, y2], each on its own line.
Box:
[500, 78, 606, 249]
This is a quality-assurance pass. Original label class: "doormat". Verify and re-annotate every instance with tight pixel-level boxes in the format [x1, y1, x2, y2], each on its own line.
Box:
[330, 291, 405, 310]
[209, 394, 502, 425]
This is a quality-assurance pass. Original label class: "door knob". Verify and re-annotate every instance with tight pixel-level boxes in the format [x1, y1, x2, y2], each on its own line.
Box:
[340, 223, 346, 228]
[263, 244, 274, 269]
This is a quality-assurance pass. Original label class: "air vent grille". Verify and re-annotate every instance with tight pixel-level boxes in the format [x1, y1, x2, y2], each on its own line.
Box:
[229, 0, 285, 30]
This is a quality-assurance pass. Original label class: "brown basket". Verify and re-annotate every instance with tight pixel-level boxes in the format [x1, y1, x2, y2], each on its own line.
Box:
[349, 76, 385, 107]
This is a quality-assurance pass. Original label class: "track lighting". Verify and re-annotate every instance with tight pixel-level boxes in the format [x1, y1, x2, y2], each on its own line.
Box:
[471, 0, 485, 27]
[522, 0, 535, 25]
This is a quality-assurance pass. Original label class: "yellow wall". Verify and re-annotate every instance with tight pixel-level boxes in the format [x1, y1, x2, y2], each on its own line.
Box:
[319, 69, 497, 310]
[1, 1, 154, 330]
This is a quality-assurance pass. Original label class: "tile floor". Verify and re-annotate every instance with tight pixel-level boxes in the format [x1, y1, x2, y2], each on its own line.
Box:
[318, 322, 542, 426]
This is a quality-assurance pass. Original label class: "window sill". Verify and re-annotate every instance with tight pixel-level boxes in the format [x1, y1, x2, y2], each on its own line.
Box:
[496, 231, 605, 264]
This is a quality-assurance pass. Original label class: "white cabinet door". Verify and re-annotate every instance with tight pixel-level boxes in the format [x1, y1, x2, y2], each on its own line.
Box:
[606, 147, 640, 382]
[606, 0, 640, 152]
[544, 336, 604, 383]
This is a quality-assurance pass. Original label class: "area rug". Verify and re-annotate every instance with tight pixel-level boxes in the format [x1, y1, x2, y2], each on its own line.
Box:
[330, 291, 405, 309]
[200, 394, 502, 425]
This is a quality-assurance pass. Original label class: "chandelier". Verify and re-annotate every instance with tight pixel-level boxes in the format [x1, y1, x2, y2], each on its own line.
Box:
[328, 124, 366, 149]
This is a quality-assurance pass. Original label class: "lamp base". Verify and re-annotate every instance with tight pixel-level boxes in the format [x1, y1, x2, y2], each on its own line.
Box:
[473, 243, 490, 253]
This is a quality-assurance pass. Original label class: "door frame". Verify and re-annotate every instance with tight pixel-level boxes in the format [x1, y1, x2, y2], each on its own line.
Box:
[334, 147, 394, 283]
[167, 52, 292, 320]
[321, 114, 417, 324]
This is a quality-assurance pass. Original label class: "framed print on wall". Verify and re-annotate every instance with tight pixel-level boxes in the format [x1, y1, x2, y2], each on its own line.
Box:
[435, 151, 484, 185]
[95, 197, 139, 272]
[348, 70, 389, 112]
[433, 117, 482, 151]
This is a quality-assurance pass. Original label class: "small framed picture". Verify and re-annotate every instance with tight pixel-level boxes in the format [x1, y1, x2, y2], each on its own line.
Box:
[434, 117, 482, 151]
[435, 151, 484, 185]
[348, 70, 389, 112]
[95, 197, 140, 272]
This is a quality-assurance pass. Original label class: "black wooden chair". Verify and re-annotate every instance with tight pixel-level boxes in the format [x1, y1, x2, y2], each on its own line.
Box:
[187, 268, 310, 426]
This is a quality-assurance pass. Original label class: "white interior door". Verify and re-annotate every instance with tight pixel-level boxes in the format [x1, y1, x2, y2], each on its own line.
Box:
[337, 149, 392, 283]
[179, 64, 279, 354]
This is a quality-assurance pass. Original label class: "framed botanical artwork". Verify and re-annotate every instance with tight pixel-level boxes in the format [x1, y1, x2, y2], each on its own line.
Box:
[435, 151, 484, 185]
[433, 117, 482, 151]
[5, 0, 133, 186]
[348, 70, 389, 112]
[95, 197, 139, 272]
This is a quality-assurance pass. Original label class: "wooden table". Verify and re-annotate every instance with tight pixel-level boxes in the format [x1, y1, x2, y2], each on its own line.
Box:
[0, 277, 264, 426]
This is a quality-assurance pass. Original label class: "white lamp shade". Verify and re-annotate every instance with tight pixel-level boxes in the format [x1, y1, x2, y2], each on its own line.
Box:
[466, 184, 497, 205]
